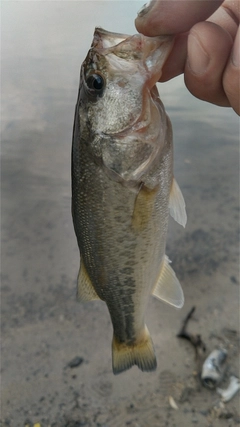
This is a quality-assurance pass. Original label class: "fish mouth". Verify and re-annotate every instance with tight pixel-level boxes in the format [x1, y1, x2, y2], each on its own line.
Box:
[92, 27, 174, 69]
[92, 27, 173, 57]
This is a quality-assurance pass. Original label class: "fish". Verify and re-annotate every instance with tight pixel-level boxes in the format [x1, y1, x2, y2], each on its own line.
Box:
[71, 27, 187, 375]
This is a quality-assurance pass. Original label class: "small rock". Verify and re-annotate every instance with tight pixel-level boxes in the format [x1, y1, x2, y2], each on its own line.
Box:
[67, 356, 84, 368]
[200, 410, 209, 417]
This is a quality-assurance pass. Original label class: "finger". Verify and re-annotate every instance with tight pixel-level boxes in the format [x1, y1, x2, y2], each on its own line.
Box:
[223, 25, 240, 114]
[208, 0, 239, 39]
[184, 21, 233, 107]
[135, 0, 223, 36]
[208, 0, 240, 114]
[160, 33, 188, 81]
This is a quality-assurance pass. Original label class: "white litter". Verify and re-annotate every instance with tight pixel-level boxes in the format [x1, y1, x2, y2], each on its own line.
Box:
[217, 376, 240, 402]
[169, 396, 179, 410]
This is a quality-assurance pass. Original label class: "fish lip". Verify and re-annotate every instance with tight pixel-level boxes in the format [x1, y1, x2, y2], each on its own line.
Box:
[93, 27, 130, 49]
[95, 27, 129, 39]
[93, 27, 174, 53]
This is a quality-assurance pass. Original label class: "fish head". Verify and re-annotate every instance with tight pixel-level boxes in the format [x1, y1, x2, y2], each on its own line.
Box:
[78, 27, 174, 183]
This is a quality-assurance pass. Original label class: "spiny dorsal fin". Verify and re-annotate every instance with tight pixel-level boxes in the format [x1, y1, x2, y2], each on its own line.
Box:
[169, 177, 187, 228]
[152, 255, 184, 308]
[77, 260, 100, 301]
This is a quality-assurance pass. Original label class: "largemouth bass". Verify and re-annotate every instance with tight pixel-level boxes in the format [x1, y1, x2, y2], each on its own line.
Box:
[72, 27, 187, 375]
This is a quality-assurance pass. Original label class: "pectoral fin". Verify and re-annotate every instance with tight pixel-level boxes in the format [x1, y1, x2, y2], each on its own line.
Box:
[152, 255, 184, 308]
[77, 260, 100, 302]
[169, 177, 187, 228]
[132, 184, 159, 232]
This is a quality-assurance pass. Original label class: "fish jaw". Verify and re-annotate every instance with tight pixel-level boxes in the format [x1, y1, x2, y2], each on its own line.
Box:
[92, 27, 174, 84]
[91, 27, 130, 49]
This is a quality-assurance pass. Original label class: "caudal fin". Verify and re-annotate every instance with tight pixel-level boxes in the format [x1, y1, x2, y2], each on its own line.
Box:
[112, 326, 157, 375]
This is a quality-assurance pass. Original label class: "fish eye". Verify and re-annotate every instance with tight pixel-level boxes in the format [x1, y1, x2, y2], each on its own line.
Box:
[86, 73, 105, 94]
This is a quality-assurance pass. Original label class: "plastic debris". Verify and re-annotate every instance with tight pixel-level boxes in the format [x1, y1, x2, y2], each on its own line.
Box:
[201, 348, 227, 389]
[169, 395, 179, 410]
[217, 375, 240, 402]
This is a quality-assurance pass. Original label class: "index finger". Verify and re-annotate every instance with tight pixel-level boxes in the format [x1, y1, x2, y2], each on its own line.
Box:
[135, 0, 224, 36]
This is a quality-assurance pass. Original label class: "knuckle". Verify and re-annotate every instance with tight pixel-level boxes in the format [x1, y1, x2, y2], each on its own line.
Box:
[184, 71, 230, 107]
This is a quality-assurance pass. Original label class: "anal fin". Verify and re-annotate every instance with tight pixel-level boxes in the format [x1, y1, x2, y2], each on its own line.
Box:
[152, 255, 184, 308]
[77, 259, 100, 302]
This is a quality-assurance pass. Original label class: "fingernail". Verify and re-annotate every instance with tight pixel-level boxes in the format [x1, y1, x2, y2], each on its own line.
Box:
[137, 1, 154, 18]
[232, 33, 240, 67]
[188, 33, 210, 75]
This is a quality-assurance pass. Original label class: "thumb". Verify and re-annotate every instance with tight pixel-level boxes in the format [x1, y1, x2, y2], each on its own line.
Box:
[135, 0, 224, 36]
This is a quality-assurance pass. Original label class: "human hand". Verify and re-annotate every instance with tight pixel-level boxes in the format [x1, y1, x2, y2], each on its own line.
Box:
[135, 0, 239, 115]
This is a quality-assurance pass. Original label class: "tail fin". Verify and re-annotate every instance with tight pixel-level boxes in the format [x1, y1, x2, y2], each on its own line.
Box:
[112, 326, 157, 375]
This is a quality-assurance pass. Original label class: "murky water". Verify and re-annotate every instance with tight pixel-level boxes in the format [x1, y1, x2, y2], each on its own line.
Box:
[1, 2, 239, 426]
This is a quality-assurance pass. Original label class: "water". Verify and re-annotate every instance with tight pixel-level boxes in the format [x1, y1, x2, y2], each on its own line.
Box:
[1, 2, 239, 426]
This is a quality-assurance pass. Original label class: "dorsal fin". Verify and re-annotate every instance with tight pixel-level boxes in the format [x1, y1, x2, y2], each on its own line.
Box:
[152, 255, 184, 308]
[169, 177, 187, 228]
[77, 260, 100, 301]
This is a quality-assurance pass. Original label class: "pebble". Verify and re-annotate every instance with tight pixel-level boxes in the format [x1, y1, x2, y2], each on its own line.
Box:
[67, 356, 84, 368]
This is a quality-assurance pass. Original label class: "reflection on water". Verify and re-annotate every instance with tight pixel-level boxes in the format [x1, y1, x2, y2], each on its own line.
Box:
[1, 1, 239, 425]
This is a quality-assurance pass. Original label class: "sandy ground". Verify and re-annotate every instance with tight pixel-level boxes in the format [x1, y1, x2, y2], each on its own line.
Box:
[1, 103, 239, 427]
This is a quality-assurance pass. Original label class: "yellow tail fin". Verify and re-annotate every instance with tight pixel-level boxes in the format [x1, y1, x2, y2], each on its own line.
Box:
[112, 326, 157, 375]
